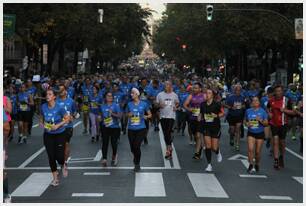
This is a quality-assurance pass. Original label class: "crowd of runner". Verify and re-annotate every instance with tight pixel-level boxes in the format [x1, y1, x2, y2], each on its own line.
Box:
[3, 62, 303, 201]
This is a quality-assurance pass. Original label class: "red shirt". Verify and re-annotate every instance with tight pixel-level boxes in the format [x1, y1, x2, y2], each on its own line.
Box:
[268, 96, 291, 127]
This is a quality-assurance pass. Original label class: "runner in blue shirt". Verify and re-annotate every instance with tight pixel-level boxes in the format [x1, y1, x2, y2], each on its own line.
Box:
[147, 79, 163, 131]
[127, 88, 152, 171]
[245, 96, 268, 174]
[80, 78, 93, 134]
[57, 84, 78, 170]
[100, 92, 122, 167]
[40, 89, 70, 186]
[177, 84, 190, 136]
[119, 76, 132, 135]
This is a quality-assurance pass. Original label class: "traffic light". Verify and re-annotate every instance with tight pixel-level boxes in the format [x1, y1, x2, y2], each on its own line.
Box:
[206, 5, 213, 21]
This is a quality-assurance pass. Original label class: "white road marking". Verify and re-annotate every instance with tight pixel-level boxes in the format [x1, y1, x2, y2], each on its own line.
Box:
[292, 176, 303, 184]
[11, 173, 52, 197]
[70, 157, 94, 161]
[241, 159, 249, 169]
[285, 147, 303, 160]
[6, 166, 177, 170]
[239, 174, 267, 178]
[72, 193, 104, 197]
[73, 121, 82, 128]
[228, 154, 249, 169]
[187, 173, 229, 198]
[84, 172, 111, 175]
[171, 142, 181, 169]
[18, 147, 45, 168]
[93, 149, 102, 161]
[259, 195, 292, 200]
[68, 160, 96, 163]
[134, 172, 166, 197]
[158, 124, 171, 168]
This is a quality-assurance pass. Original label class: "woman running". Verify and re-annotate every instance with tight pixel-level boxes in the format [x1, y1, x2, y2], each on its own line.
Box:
[100, 92, 122, 167]
[127, 88, 152, 171]
[89, 85, 103, 142]
[183, 82, 206, 159]
[245, 96, 268, 173]
[40, 89, 70, 186]
[199, 89, 224, 172]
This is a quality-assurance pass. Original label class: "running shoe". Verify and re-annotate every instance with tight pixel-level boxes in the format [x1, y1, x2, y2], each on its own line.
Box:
[235, 144, 240, 151]
[62, 163, 68, 178]
[154, 127, 160, 132]
[165, 150, 172, 160]
[102, 159, 107, 167]
[22, 136, 27, 144]
[273, 159, 280, 170]
[205, 164, 213, 172]
[217, 151, 222, 163]
[192, 152, 201, 160]
[247, 164, 254, 174]
[189, 141, 193, 145]
[4, 194, 12, 203]
[18, 135, 23, 144]
[134, 164, 141, 172]
[291, 136, 296, 141]
[50, 179, 59, 187]
[91, 137, 95, 142]
[230, 137, 234, 146]
[111, 155, 118, 166]
[83, 129, 88, 134]
[255, 164, 259, 172]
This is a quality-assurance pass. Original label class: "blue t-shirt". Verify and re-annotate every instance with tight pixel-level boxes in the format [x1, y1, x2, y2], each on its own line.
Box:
[81, 85, 93, 103]
[113, 91, 125, 106]
[226, 94, 245, 116]
[100, 103, 121, 128]
[67, 87, 75, 99]
[17, 92, 31, 112]
[89, 95, 103, 114]
[285, 90, 301, 104]
[56, 97, 76, 128]
[41, 103, 67, 134]
[10, 94, 18, 115]
[246, 89, 259, 99]
[178, 91, 189, 108]
[260, 96, 269, 110]
[245, 107, 268, 133]
[119, 83, 132, 96]
[126, 101, 149, 130]
[27, 86, 37, 96]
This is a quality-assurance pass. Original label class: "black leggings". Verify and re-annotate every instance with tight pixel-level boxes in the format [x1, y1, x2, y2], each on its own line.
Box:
[102, 127, 120, 159]
[128, 129, 146, 165]
[44, 132, 66, 172]
[160, 118, 175, 146]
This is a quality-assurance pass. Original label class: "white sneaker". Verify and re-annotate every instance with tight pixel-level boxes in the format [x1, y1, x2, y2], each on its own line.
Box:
[50, 179, 59, 187]
[4, 194, 12, 203]
[205, 164, 213, 172]
[189, 141, 193, 145]
[251, 167, 256, 174]
[217, 152, 222, 163]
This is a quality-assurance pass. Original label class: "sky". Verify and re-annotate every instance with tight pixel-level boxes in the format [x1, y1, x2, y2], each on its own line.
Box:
[140, 2, 166, 20]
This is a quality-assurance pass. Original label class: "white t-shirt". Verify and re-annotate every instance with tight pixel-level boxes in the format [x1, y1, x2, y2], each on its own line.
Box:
[156, 91, 179, 119]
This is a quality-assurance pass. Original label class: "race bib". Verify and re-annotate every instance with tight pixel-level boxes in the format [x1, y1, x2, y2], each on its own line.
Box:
[249, 120, 259, 128]
[82, 105, 89, 112]
[192, 108, 200, 117]
[44, 122, 53, 130]
[131, 116, 141, 126]
[91, 102, 98, 108]
[20, 104, 28, 111]
[104, 117, 113, 127]
[164, 99, 172, 106]
[204, 113, 215, 122]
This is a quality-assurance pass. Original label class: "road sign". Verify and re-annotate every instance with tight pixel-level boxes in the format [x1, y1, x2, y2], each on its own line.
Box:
[295, 18, 303, 40]
[4, 14, 16, 38]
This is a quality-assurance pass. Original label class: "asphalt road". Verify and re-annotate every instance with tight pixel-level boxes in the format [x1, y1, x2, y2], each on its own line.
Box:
[5, 116, 303, 203]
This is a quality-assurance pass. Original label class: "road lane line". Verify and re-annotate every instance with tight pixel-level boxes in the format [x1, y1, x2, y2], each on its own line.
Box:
[6, 166, 177, 170]
[68, 160, 96, 163]
[93, 149, 102, 161]
[171, 143, 181, 169]
[11, 173, 52, 197]
[18, 147, 46, 168]
[285, 147, 303, 160]
[84, 172, 111, 175]
[70, 157, 94, 161]
[73, 121, 82, 128]
[187, 173, 229, 198]
[72, 193, 104, 197]
[239, 174, 267, 178]
[158, 124, 171, 168]
[259, 195, 292, 200]
[292, 176, 303, 184]
[134, 172, 166, 197]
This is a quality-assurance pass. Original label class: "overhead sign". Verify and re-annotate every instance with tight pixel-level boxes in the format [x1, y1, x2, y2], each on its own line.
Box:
[295, 18, 303, 40]
[4, 14, 16, 38]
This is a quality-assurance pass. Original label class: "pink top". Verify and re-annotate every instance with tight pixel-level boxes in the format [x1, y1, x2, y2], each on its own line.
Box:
[3, 96, 11, 122]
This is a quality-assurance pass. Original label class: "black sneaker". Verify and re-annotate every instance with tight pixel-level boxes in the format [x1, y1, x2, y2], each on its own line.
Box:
[18, 136, 22, 144]
[247, 164, 254, 173]
[192, 152, 201, 160]
[91, 137, 95, 142]
[154, 127, 160, 131]
[22, 136, 27, 144]
[230, 137, 234, 146]
[279, 156, 284, 168]
[144, 138, 148, 145]
[274, 159, 280, 170]
[255, 164, 259, 172]
[134, 164, 141, 172]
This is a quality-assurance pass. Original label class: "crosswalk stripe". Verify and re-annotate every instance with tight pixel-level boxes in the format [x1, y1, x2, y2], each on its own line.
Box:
[18, 147, 45, 168]
[292, 176, 303, 184]
[11, 173, 52, 197]
[134, 172, 166, 197]
[259, 195, 292, 200]
[239, 174, 267, 178]
[84, 172, 111, 175]
[93, 150, 102, 161]
[158, 124, 171, 168]
[187, 173, 229, 198]
[72, 193, 104, 197]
